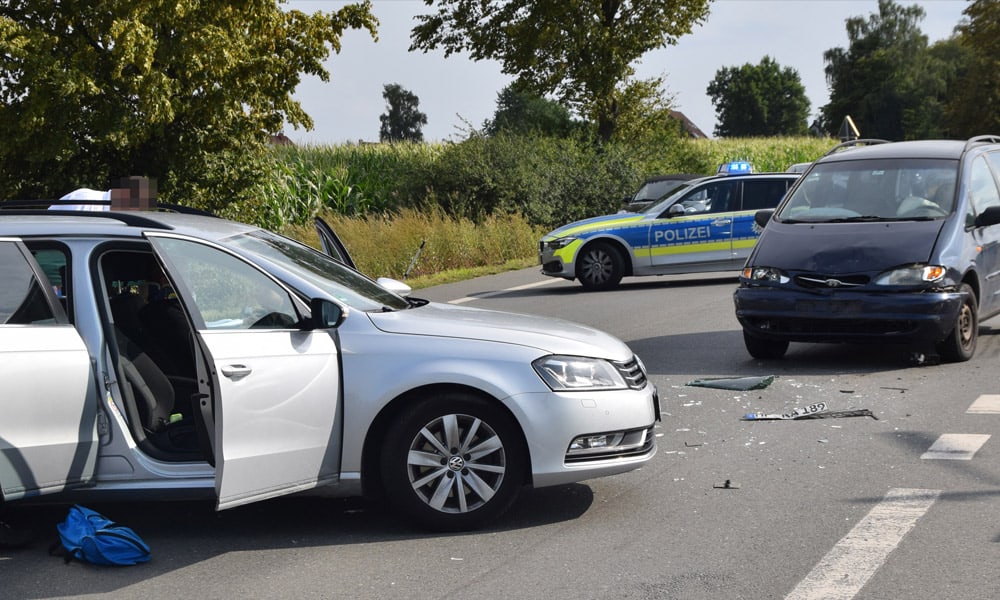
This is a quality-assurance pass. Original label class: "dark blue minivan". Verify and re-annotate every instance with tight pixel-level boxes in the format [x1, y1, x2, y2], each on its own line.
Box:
[734, 136, 1000, 362]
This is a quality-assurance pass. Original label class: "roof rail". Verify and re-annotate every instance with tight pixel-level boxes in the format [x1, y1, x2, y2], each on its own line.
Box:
[822, 138, 891, 157]
[1, 198, 218, 217]
[0, 209, 173, 229]
[964, 135, 1000, 152]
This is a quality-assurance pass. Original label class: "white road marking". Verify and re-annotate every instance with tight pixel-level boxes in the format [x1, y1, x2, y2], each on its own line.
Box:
[785, 488, 940, 600]
[920, 433, 991, 460]
[967, 394, 1000, 414]
[448, 278, 561, 304]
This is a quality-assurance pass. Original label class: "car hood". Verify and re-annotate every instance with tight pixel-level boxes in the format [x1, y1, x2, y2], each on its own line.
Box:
[754, 220, 945, 273]
[543, 213, 646, 239]
[367, 302, 634, 361]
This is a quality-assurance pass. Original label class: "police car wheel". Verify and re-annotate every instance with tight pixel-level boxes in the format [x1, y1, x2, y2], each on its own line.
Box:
[379, 392, 526, 532]
[743, 330, 788, 359]
[937, 283, 978, 362]
[577, 242, 624, 290]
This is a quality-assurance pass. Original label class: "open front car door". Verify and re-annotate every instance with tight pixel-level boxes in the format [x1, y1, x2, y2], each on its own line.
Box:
[147, 234, 343, 510]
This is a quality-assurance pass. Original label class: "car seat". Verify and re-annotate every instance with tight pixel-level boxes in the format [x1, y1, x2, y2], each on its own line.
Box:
[115, 327, 199, 456]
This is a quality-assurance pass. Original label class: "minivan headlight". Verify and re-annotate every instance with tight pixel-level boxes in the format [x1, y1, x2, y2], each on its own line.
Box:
[533, 356, 627, 391]
[741, 266, 789, 284]
[873, 265, 946, 286]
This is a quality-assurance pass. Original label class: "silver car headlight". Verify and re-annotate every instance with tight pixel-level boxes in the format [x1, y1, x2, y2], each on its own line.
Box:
[873, 265, 945, 286]
[533, 355, 627, 391]
[542, 237, 576, 250]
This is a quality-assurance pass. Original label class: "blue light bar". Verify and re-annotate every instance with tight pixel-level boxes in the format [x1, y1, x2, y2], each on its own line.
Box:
[718, 161, 753, 174]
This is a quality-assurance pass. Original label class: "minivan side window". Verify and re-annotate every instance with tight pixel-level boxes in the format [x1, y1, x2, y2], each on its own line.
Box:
[969, 156, 1000, 218]
[0, 241, 57, 325]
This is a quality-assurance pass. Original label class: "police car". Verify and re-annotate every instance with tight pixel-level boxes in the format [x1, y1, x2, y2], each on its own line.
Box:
[539, 163, 800, 290]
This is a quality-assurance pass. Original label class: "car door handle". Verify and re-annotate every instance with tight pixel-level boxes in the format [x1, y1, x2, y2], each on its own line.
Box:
[711, 218, 732, 226]
[221, 364, 252, 380]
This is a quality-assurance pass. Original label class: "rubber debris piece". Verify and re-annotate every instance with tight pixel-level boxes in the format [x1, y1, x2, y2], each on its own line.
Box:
[686, 375, 775, 391]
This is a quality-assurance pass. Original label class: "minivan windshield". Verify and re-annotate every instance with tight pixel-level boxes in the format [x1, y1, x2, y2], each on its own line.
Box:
[776, 158, 959, 223]
[227, 230, 410, 312]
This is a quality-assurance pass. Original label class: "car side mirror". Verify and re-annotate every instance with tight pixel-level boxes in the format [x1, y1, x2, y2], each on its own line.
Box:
[754, 209, 774, 228]
[667, 204, 686, 218]
[377, 277, 412, 298]
[303, 298, 345, 330]
[975, 206, 1000, 228]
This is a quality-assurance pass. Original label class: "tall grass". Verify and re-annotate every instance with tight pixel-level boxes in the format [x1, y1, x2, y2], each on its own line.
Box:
[283, 206, 543, 281]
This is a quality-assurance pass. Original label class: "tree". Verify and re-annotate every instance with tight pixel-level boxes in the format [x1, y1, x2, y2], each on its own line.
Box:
[484, 86, 576, 137]
[706, 56, 809, 137]
[944, 0, 1000, 137]
[820, 0, 949, 140]
[409, 0, 711, 143]
[379, 83, 428, 142]
[0, 1, 377, 208]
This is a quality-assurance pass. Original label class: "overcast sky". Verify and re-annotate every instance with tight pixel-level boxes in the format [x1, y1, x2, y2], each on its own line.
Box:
[283, 0, 968, 145]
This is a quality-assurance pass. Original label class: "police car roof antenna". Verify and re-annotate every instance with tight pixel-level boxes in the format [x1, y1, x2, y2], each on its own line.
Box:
[403, 239, 426, 280]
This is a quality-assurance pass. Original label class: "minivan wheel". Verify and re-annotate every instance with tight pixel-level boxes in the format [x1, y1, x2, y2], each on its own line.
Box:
[380, 393, 525, 532]
[937, 283, 978, 362]
[576, 242, 625, 290]
[743, 330, 789, 359]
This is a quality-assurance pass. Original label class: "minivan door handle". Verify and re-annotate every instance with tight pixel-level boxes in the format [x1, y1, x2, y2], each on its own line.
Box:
[221, 364, 252, 380]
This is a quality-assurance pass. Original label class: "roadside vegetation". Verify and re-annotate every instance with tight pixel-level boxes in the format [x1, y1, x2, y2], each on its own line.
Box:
[270, 135, 835, 287]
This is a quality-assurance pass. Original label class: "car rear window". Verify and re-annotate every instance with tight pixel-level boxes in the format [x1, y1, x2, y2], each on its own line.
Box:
[0, 242, 56, 325]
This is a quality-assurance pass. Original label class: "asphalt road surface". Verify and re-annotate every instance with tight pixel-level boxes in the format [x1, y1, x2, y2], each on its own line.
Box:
[4, 268, 1000, 600]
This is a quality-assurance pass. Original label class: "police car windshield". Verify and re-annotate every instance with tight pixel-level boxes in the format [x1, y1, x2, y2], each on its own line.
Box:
[227, 230, 410, 312]
[641, 182, 697, 214]
[776, 159, 958, 223]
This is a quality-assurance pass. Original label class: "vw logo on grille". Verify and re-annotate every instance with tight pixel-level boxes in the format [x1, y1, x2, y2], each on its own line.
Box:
[448, 456, 465, 471]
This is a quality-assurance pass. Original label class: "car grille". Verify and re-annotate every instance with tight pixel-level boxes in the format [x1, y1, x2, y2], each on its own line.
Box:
[794, 274, 870, 289]
[614, 356, 647, 389]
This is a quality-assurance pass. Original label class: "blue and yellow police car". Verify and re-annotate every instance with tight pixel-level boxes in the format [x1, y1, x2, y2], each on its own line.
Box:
[539, 163, 800, 290]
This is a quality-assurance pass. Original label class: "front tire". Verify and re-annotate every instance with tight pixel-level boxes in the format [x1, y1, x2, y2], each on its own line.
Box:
[380, 392, 526, 531]
[743, 330, 789, 359]
[937, 283, 978, 362]
[576, 241, 625, 291]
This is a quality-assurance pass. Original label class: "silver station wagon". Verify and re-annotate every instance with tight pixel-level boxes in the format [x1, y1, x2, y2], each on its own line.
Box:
[0, 206, 658, 531]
